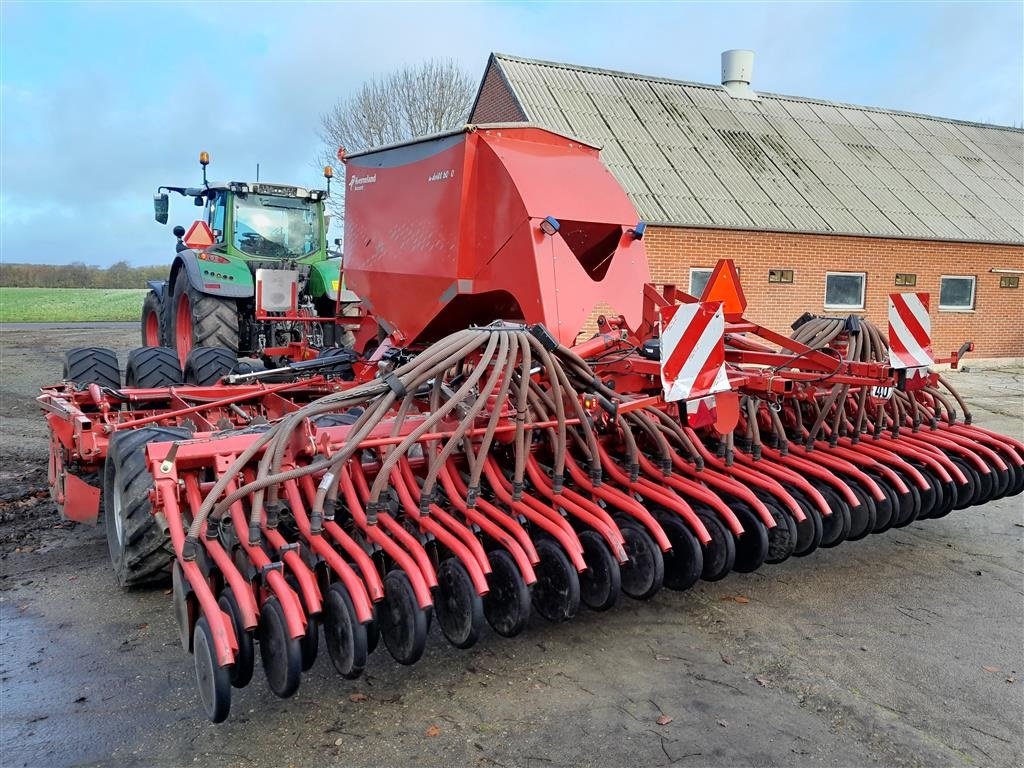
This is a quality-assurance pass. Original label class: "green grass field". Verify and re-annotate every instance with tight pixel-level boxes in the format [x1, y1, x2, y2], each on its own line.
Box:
[0, 287, 147, 323]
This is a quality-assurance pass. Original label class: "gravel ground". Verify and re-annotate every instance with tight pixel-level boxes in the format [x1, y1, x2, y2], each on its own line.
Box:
[1, 322, 1022, 768]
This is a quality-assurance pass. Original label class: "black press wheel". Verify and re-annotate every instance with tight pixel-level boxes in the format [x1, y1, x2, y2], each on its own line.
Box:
[760, 497, 797, 565]
[380, 569, 428, 665]
[948, 456, 980, 510]
[193, 615, 232, 723]
[258, 596, 302, 698]
[183, 346, 238, 386]
[866, 474, 899, 534]
[617, 519, 664, 600]
[483, 549, 531, 637]
[531, 538, 580, 623]
[577, 530, 621, 611]
[103, 426, 191, 588]
[218, 587, 255, 689]
[63, 347, 120, 389]
[299, 614, 319, 672]
[789, 494, 823, 558]
[844, 483, 877, 541]
[125, 346, 183, 388]
[729, 503, 769, 573]
[323, 581, 368, 679]
[814, 483, 851, 548]
[434, 557, 485, 649]
[693, 507, 735, 581]
[654, 512, 703, 592]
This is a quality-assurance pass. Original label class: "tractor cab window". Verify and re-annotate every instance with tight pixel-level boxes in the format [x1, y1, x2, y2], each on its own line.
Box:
[233, 194, 319, 260]
[208, 193, 227, 241]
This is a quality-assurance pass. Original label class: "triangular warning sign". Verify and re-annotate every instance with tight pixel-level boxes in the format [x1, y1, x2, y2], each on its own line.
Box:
[183, 220, 215, 250]
[700, 259, 746, 322]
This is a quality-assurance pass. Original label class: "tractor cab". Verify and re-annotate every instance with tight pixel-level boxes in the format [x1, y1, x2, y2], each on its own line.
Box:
[156, 182, 331, 264]
[143, 153, 360, 364]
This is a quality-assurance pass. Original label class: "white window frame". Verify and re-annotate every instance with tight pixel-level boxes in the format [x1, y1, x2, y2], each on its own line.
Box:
[824, 271, 866, 311]
[938, 274, 976, 312]
[689, 267, 714, 298]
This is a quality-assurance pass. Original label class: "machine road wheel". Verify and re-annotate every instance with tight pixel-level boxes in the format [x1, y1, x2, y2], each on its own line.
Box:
[64, 347, 120, 389]
[125, 346, 183, 388]
[171, 278, 239, 366]
[104, 426, 191, 588]
[183, 346, 237, 386]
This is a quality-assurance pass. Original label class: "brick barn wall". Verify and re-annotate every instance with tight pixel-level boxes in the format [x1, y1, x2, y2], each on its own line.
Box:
[642, 227, 1024, 358]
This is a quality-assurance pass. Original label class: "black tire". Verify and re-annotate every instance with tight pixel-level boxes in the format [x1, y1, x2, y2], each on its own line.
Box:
[760, 497, 797, 565]
[380, 569, 428, 665]
[316, 346, 357, 380]
[171, 277, 239, 363]
[531, 538, 581, 623]
[789, 493, 823, 558]
[434, 557, 485, 649]
[813, 483, 851, 548]
[218, 588, 255, 689]
[104, 426, 191, 588]
[617, 520, 664, 600]
[483, 550, 531, 637]
[654, 513, 703, 592]
[323, 581, 368, 679]
[730, 503, 769, 573]
[125, 347, 183, 388]
[64, 347, 120, 389]
[693, 507, 735, 582]
[258, 596, 302, 699]
[949, 456, 980, 510]
[299, 614, 319, 672]
[141, 290, 166, 347]
[844, 483, 877, 541]
[577, 530, 621, 611]
[183, 346, 237, 385]
[193, 615, 231, 723]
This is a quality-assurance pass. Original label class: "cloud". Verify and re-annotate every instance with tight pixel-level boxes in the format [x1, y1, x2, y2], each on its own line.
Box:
[1, 1, 1020, 267]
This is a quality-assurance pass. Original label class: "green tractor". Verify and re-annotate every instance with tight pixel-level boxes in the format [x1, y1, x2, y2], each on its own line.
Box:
[144, 152, 346, 368]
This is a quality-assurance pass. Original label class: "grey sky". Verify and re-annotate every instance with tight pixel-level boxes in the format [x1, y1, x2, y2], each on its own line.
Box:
[1, 1, 1021, 267]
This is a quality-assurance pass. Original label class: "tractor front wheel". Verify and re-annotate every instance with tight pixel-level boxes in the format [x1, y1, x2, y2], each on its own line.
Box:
[171, 278, 239, 367]
[141, 290, 165, 347]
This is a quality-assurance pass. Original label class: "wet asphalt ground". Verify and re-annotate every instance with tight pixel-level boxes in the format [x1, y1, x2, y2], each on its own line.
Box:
[1, 323, 1021, 767]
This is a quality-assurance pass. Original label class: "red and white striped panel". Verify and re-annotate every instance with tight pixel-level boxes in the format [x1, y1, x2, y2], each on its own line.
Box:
[659, 302, 730, 402]
[888, 292, 933, 369]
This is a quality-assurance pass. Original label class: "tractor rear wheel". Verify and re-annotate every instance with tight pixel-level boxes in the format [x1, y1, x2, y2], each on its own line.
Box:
[141, 290, 165, 347]
[125, 347, 183, 388]
[64, 347, 120, 389]
[172, 278, 239, 367]
[104, 426, 191, 588]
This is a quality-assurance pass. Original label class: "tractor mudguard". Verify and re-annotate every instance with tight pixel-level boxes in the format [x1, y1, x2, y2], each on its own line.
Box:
[147, 280, 168, 301]
[308, 259, 342, 301]
[173, 251, 254, 299]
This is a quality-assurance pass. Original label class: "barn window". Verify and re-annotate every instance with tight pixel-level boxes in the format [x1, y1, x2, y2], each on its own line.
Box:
[689, 268, 713, 298]
[939, 275, 976, 311]
[824, 272, 865, 310]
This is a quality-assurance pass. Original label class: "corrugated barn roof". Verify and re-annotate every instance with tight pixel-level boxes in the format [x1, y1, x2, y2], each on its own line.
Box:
[473, 53, 1024, 244]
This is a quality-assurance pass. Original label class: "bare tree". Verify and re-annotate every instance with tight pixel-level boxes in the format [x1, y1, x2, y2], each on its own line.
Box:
[317, 58, 476, 219]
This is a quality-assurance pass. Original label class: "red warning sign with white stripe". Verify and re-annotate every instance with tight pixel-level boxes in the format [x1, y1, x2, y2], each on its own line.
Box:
[888, 292, 933, 369]
[659, 302, 730, 402]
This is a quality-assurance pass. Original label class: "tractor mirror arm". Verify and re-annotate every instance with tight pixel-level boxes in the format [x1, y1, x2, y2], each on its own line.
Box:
[158, 186, 207, 198]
